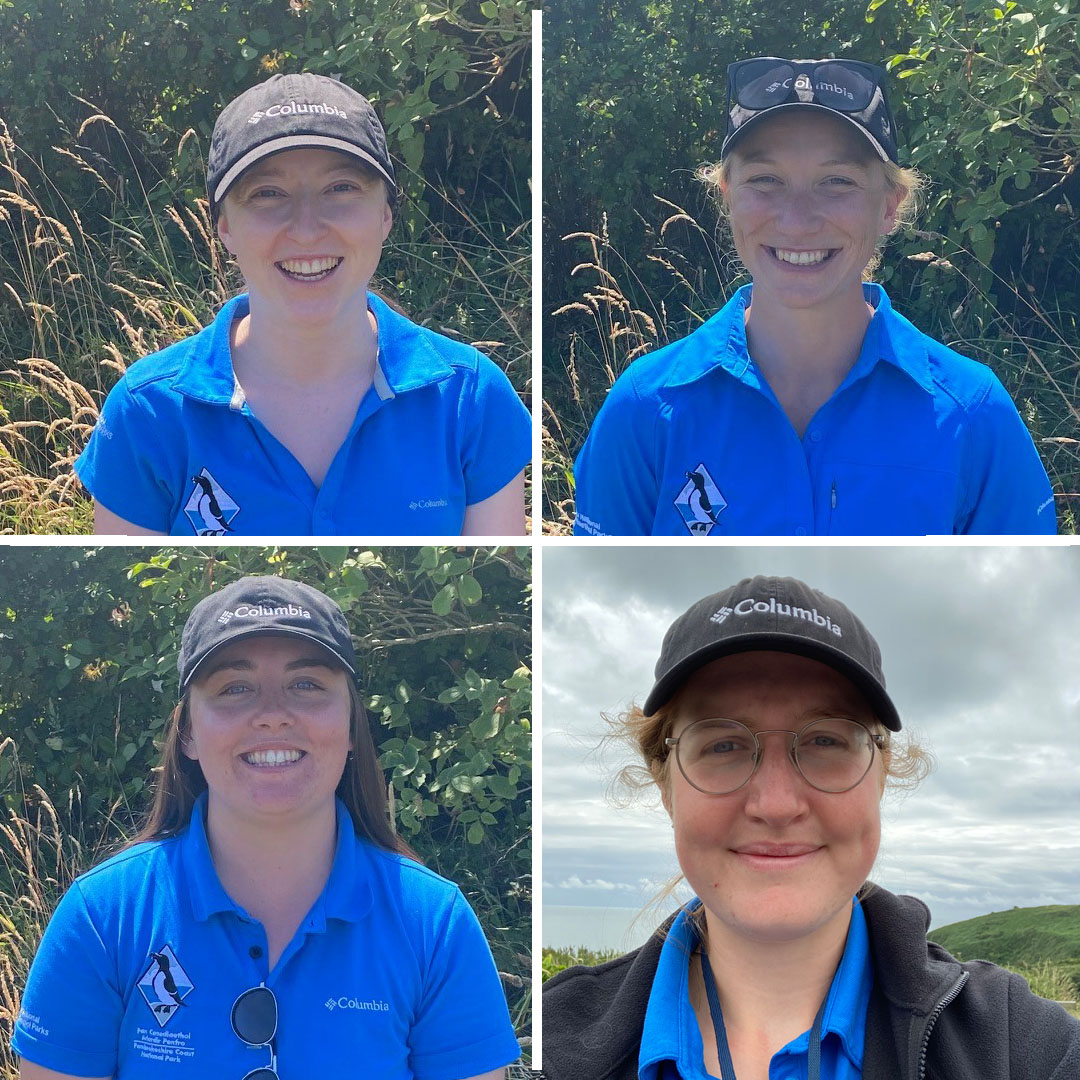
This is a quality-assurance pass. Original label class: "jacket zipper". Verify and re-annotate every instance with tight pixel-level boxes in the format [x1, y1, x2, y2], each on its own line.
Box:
[916, 970, 969, 1080]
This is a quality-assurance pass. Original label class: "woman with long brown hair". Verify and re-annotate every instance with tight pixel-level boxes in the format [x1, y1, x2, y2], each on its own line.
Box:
[14, 575, 518, 1079]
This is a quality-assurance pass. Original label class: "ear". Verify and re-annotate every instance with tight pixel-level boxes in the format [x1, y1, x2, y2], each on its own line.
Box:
[880, 183, 903, 235]
[181, 731, 199, 762]
[380, 199, 393, 242]
[217, 206, 237, 258]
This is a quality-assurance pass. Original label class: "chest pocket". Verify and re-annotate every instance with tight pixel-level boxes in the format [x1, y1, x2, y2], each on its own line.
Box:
[826, 461, 959, 536]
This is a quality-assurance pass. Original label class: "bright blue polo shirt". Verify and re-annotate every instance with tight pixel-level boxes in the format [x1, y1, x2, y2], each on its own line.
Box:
[573, 284, 1056, 536]
[12, 795, 519, 1079]
[639, 899, 872, 1080]
[74, 293, 531, 535]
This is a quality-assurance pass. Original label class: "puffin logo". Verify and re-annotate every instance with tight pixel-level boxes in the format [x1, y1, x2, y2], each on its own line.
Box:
[674, 463, 727, 536]
[136, 945, 194, 1028]
[183, 469, 240, 535]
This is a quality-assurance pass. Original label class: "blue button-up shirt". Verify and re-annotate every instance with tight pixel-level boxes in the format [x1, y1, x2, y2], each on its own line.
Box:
[573, 284, 1055, 535]
[639, 899, 872, 1080]
[75, 292, 531, 535]
[13, 794, 519, 1078]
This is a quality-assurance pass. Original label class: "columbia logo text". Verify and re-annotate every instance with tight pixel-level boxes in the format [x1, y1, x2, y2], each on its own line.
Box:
[710, 597, 843, 637]
[217, 603, 312, 625]
[765, 77, 854, 102]
[408, 498, 449, 511]
[247, 101, 347, 124]
[324, 996, 390, 1012]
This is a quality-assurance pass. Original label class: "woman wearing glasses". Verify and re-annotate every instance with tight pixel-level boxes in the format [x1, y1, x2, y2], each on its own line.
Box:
[13, 576, 519, 1079]
[572, 58, 1055, 536]
[543, 576, 1080, 1079]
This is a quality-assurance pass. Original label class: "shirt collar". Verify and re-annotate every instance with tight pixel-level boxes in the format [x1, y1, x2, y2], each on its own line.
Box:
[638, 898, 873, 1080]
[170, 292, 455, 405]
[181, 793, 373, 926]
[665, 283, 935, 395]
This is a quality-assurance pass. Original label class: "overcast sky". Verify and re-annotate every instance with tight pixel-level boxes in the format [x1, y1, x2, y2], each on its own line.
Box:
[541, 544, 1080, 938]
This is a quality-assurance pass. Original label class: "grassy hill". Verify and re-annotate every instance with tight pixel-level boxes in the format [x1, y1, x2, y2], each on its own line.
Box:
[931, 905, 1080, 993]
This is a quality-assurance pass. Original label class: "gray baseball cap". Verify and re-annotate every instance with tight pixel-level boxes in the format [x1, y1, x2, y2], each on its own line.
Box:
[178, 575, 356, 687]
[643, 575, 901, 730]
[207, 72, 396, 219]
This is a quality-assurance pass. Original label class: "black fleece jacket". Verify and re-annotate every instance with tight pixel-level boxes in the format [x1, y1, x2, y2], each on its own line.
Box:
[542, 886, 1080, 1080]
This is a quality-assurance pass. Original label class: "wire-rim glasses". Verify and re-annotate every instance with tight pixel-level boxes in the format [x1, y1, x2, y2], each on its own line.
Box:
[664, 717, 886, 795]
[232, 984, 279, 1080]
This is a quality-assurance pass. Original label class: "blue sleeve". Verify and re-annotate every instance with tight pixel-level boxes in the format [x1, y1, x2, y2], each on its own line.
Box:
[11, 881, 122, 1077]
[460, 353, 532, 505]
[74, 376, 178, 531]
[407, 889, 520, 1080]
[957, 374, 1057, 534]
[573, 369, 660, 536]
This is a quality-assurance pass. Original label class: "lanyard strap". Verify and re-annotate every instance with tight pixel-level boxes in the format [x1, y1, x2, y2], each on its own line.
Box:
[699, 946, 828, 1080]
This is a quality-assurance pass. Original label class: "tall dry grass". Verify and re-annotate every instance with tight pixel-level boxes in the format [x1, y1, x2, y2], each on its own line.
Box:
[0, 737, 124, 1079]
[543, 204, 1080, 534]
[0, 112, 231, 533]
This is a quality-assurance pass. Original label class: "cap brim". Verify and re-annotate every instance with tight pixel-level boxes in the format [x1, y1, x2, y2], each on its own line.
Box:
[212, 135, 396, 208]
[721, 101, 890, 162]
[182, 628, 356, 687]
[643, 633, 902, 730]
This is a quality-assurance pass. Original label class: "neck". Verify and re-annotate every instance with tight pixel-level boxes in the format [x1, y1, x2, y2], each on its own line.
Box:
[744, 284, 873, 387]
[231, 291, 379, 384]
[698, 902, 851, 1056]
[203, 796, 339, 921]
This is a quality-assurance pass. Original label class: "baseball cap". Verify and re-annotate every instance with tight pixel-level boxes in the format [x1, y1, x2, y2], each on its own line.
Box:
[721, 57, 898, 164]
[643, 575, 901, 730]
[207, 72, 396, 219]
[178, 575, 356, 687]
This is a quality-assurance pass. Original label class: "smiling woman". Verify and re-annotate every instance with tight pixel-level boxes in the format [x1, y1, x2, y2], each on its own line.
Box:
[12, 575, 519, 1080]
[542, 575, 1080, 1080]
[571, 57, 1056, 536]
[73, 73, 531, 537]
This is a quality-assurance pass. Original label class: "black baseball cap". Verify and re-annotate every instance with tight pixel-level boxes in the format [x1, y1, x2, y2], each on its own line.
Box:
[178, 575, 356, 687]
[643, 575, 901, 730]
[207, 72, 396, 220]
[721, 57, 898, 164]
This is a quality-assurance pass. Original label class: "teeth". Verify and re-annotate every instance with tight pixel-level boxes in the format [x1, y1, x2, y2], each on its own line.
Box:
[774, 248, 831, 265]
[243, 749, 303, 767]
[278, 257, 342, 276]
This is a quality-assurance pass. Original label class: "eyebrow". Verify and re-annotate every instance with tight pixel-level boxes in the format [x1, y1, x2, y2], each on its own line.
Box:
[199, 655, 339, 679]
[736, 151, 869, 169]
[239, 161, 370, 185]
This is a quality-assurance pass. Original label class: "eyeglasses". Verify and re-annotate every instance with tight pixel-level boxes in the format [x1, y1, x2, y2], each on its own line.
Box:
[727, 57, 888, 114]
[231, 985, 279, 1080]
[664, 717, 886, 795]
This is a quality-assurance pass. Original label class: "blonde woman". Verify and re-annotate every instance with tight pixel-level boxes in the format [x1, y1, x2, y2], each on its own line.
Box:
[572, 58, 1054, 536]
[543, 575, 1080, 1078]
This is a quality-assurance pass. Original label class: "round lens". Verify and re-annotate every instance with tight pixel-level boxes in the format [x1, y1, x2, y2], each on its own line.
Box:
[675, 718, 758, 795]
[795, 719, 875, 792]
[734, 61, 795, 110]
[812, 63, 876, 111]
[232, 986, 278, 1047]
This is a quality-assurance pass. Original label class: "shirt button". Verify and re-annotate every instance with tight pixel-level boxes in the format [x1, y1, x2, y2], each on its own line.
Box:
[249, 945, 263, 959]
[810, 430, 823, 443]
[795, 526, 808, 536]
